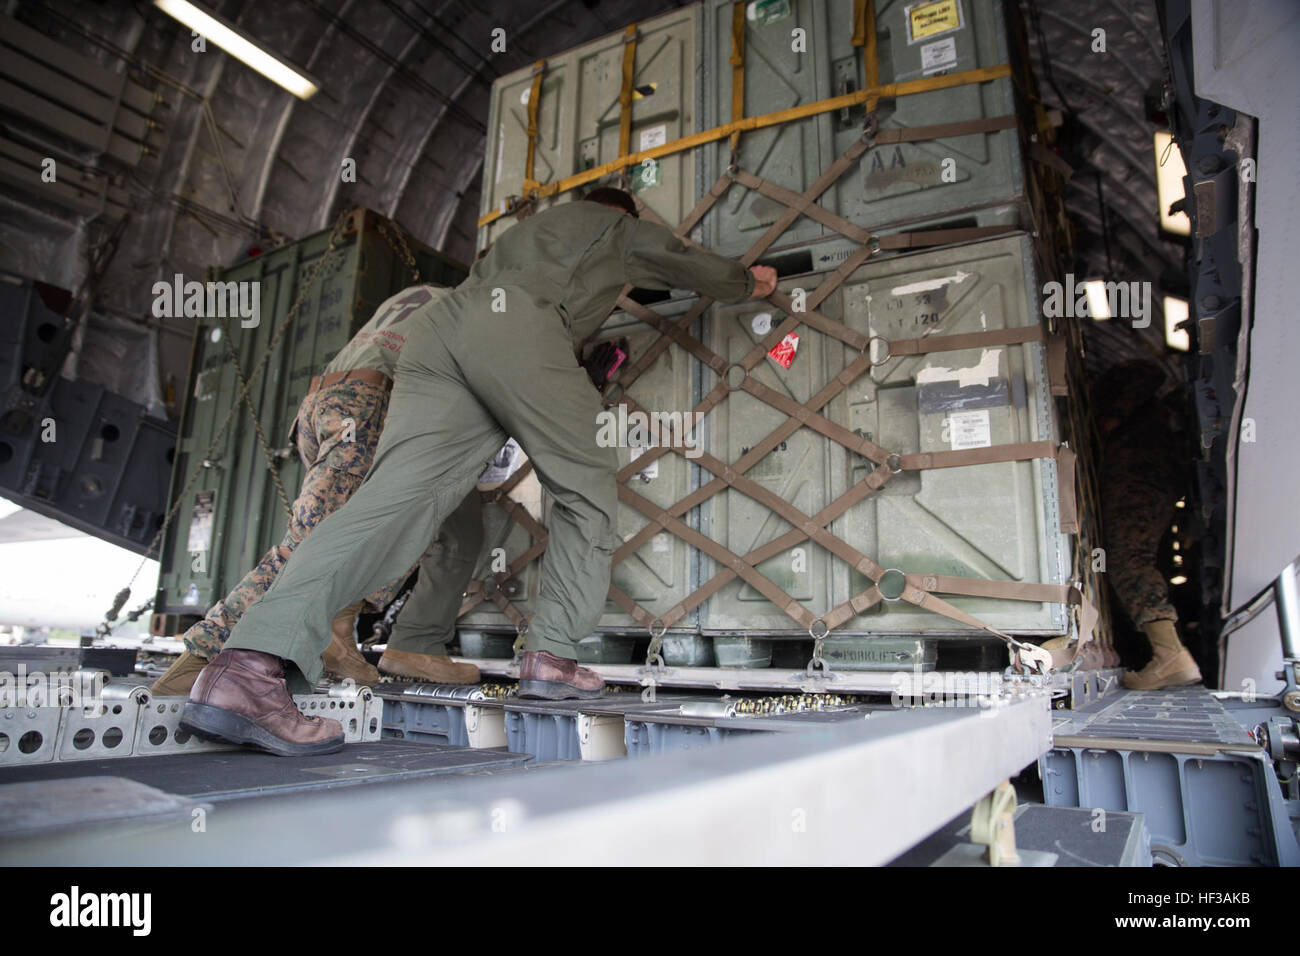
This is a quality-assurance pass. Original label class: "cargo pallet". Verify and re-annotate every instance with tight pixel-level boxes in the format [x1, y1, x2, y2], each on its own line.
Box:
[460, 0, 1107, 677]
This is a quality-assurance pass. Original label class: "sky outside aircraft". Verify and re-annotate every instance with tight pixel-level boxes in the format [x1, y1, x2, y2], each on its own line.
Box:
[0, 496, 157, 636]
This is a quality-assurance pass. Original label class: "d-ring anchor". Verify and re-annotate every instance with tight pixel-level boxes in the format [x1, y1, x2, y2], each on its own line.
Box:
[863, 334, 891, 364]
[878, 568, 908, 601]
[805, 619, 832, 677]
[861, 114, 879, 145]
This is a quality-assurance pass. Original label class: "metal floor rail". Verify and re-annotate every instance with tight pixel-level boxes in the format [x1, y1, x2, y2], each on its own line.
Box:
[0, 685, 382, 766]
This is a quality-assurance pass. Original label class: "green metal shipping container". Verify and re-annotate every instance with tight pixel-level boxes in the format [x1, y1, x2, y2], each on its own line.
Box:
[700, 0, 1035, 259]
[478, 4, 700, 249]
[153, 209, 466, 628]
[700, 233, 1069, 641]
[478, 1, 1046, 263]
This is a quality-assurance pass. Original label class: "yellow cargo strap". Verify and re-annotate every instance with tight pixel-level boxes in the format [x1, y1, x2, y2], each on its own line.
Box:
[478, 61, 1012, 227]
[851, 0, 869, 47]
[617, 26, 638, 161]
[522, 60, 546, 192]
[729, 2, 746, 154]
[853, 0, 880, 111]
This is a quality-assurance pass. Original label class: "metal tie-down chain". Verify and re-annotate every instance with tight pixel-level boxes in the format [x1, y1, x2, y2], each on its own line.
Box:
[376, 218, 421, 283]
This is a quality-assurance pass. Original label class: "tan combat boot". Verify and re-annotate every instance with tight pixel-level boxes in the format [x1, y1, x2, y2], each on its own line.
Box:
[378, 648, 480, 684]
[322, 602, 381, 685]
[1123, 619, 1202, 690]
[151, 650, 208, 697]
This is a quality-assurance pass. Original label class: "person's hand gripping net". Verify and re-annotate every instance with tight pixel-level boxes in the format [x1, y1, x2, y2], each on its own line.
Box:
[748, 265, 777, 299]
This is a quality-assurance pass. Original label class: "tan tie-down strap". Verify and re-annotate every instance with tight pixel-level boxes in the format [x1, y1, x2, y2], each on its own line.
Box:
[463, 19, 1083, 667]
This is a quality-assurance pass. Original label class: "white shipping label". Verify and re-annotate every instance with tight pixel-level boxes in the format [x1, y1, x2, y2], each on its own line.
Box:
[639, 125, 668, 151]
[630, 445, 659, 481]
[186, 490, 214, 553]
[920, 36, 958, 75]
[947, 409, 991, 450]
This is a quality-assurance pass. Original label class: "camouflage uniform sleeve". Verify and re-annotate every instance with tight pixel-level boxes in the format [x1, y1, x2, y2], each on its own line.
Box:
[620, 218, 754, 303]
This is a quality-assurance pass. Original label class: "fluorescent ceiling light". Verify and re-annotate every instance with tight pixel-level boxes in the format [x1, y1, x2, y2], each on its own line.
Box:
[1153, 131, 1190, 236]
[1164, 295, 1190, 351]
[1083, 280, 1111, 320]
[154, 0, 319, 99]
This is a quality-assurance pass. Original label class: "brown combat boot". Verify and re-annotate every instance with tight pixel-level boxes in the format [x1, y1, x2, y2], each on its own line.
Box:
[322, 602, 381, 685]
[518, 649, 605, 700]
[1123, 619, 1202, 690]
[150, 650, 207, 696]
[182, 649, 344, 756]
[378, 648, 480, 684]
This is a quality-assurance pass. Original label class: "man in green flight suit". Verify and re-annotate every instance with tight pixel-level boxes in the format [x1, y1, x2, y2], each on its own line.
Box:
[182, 188, 777, 755]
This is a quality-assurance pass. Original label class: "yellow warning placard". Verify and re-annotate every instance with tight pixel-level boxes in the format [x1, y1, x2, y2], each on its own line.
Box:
[907, 0, 963, 43]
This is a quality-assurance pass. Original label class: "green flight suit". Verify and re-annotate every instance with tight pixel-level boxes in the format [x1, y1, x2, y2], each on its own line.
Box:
[386, 489, 483, 653]
[225, 201, 754, 685]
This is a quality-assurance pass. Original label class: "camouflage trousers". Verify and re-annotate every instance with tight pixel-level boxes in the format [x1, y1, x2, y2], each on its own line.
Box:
[1102, 476, 1179, 628]
[182, 379, 406, 658]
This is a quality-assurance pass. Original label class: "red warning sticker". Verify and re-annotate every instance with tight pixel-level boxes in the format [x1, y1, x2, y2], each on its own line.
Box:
[768, 332, 800, 369]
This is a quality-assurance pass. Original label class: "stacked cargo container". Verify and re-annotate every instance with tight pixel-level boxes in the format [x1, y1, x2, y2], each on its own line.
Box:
[152, 209, 467, 635]
[465, 0, 1109, 674]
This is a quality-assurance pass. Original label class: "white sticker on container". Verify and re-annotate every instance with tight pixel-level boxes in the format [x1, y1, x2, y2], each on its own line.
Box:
[947, 409, 992, 450]
[639, 125, 668, 151]
[751, 311, 773, 335]
[519, 86, 531, 106]
[920, 36, 959, 75]
[630, 444, 659, 481]
[186, 490, 215, 553]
